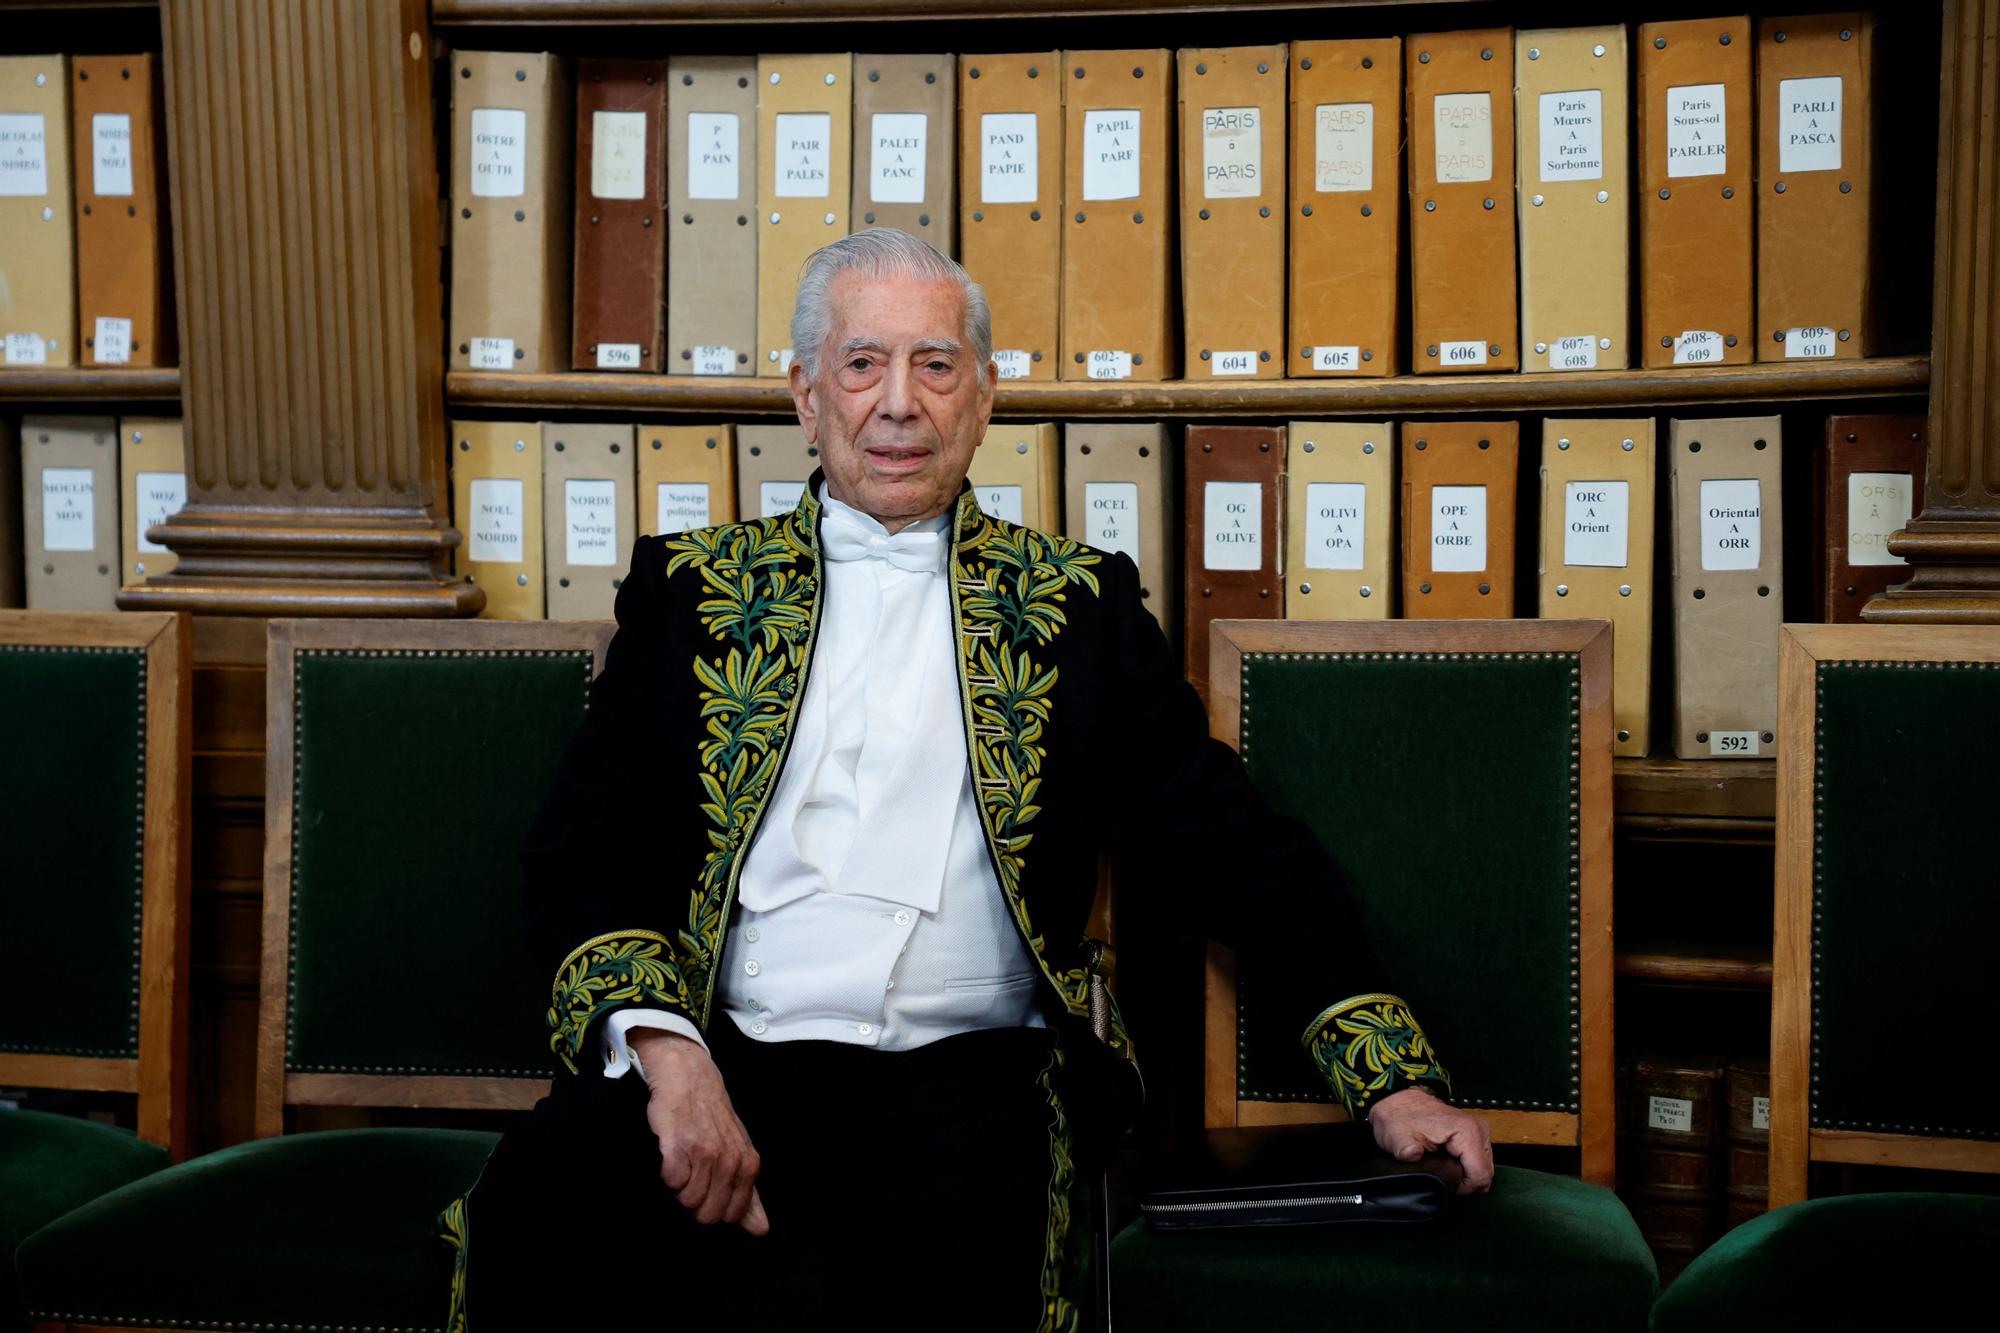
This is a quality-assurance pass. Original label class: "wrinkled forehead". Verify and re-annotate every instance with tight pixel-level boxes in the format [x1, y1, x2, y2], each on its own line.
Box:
[823, 268, 970, 349]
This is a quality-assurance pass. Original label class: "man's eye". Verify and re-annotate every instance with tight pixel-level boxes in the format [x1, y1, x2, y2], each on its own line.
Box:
[848, 358, 871, 372]
[927, 360, 950, 372]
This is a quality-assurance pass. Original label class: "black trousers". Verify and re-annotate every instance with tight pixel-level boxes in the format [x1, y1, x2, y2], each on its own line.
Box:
[444, 1018, 1095, 1332]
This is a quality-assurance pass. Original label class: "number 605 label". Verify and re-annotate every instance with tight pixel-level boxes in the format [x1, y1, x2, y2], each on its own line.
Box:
[1709, 730, 1761, 757]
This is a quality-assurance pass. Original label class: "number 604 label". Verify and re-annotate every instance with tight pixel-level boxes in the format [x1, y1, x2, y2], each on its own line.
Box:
[1709, 730, 1761, 757]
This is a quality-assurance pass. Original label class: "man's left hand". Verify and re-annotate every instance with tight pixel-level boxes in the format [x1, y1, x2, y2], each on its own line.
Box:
[1367, 1087, 1495, 1195]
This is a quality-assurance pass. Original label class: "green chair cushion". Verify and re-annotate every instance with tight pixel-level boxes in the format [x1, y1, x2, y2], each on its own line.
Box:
[16, 1128, 496, 1331]
[1, 1110, 168, 1330]
[1111, 1165, 1658, 1332]
[1650, 1192, 2000, 1332]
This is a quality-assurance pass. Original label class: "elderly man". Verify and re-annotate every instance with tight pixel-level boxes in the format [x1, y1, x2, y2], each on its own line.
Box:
[440, 228, 1490, 1329]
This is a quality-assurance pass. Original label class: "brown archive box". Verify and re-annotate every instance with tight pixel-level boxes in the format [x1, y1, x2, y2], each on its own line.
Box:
[736, 422, 818, 519]
[1668, 415, 1783, 759]
[1400, 421, 1518, 617]
[451, 420, 545, 621]
[72, 54, 174, 368]
[959, 52, 1062, 381]
[1062, 421, 1175, 639]
[667, 56, 757, 378]
[1284, 421, 1394, 619]
[1, 56, 76, 368]
[1178, 46, 1286, 380]
[853, 54, 955, 254]
[1756, 14, 1876, 361]
[1061, 49, 1177, 383]
[119, 416, 185, 585]
[1406, 30, 1517, 374]
[1183, 424, 1282, 704]
[1288, 39, 1402, 377]
[1540, 419, 1656, 756]
[1819, 413, 1926, 622]
[1637, 16, 1754, 369]
[543, 422, 636, 621]
[637, 424, 737, 535]
[757, 53, 853, 377]
[970, 422, 1061, 531]
[572, 60, 667, 374]
[1515, 27, 1631, 373]
[449, 52, 573, 375]
[20, 415, 118, 611]
[0, 419, 20, 606]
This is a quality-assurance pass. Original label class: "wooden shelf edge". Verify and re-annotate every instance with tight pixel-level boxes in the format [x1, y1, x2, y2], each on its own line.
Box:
[1614, 756, 1776, 824]
[446, 356, 1928, 418]
[1616, 950, 1774, 988]
[0, 367, 181, 402]
[432, 0, 1465, 24]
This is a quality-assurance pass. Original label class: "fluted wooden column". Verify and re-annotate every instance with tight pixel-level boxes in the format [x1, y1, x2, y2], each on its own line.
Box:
[121, 0, 478, 616]
[1868, 0, 2000, 622]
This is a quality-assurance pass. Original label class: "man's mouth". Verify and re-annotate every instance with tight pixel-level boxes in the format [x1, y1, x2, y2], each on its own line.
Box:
[866, 445, 932, 470]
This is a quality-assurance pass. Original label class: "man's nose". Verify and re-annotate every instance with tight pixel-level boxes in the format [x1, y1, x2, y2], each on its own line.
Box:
[877, 359, 919, 420]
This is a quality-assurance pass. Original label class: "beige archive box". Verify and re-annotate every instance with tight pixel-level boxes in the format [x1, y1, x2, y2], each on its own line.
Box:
[736, 422, 818, 519]
[638, 424, 737, 535]
[20, 415, 117, 610]
[1, 56, 77, 368]
[543, 422, 636, 621]
[958, 51, 1063, 380]
[667, 56, 758, 378]
[853, 54, 955, 253]
[969, 422, 1061, 532]
[1062, 421, 1175, 639]
[757, 53, 853, 376]
[119, 416, 186, 585]
[1177, 45, 1287, 380]
[451, 420, 545, 620]
[1284, 421, 1394, 619]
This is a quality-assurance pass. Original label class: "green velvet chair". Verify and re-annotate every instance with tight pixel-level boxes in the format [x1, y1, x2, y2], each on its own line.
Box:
[1, 610, 189, 1333]
[16, 619, 612, 1333]
[1111, 618, 1658, 1331]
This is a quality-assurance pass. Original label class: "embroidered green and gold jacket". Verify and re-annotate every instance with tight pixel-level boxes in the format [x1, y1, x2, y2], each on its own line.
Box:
[522, 475, 1449, 1121]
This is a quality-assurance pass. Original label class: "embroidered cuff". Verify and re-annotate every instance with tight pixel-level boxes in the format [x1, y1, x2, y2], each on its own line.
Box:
[1302, 992, 1452, 1120]
[546, 929, 691, 1074]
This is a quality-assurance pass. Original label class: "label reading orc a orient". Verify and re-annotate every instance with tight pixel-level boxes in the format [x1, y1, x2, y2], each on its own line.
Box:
[1083, 482, 1139, 563]
[1203, 481, 1262, 571]
[1647, 1095, 1694, 1134]
[1303, 482, 1366, 572]
[1430, 485, 1487, 573]
[1563, 481, 1629, 568]
[656, 482, 711, 535]
[1700, 478, 1761, 571]
[1847, 472, 1913, 567]
[468, 478, 525, 563]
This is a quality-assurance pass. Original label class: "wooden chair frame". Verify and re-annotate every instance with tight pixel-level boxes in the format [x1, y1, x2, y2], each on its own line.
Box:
[256, 618, 615, 1138]
[1770, 624, 2000, 1206]
[1204, 617, 1617, 1187]
[0, 611, 191, 1161]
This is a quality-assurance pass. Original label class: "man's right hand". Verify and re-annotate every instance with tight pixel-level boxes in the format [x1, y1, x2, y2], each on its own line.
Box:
[629, 1027, 769, 1235]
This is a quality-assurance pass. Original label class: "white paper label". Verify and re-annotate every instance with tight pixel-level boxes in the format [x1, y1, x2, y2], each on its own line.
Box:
[1203, 481, 1263, 571]
[1202, 105, 1262, 199]
[759, 480, 804, 517]
[0, 113, 49, 196]
[778, 348, 796, 374]
[868, 112, 927, 203]
[470, 337, 515, 370]
[1647, 1095, 1694, 1134]
[1086, 350, 1132, 380]
[1083, 482, 1140, 562]
[41, 468, 96, 552]
[564, 479, 619, 566]
[1304, 482, 1366, 571]
[992, 350, 1031, 379]
[1433, 93, 1493, 183]
[1551, 336, 1599, 370]
[1313, 103, 1373, 192]
[1440, 340, 1488, 367]
[1710, 730, 1762, 757]
[1563, 481, 1630, 568]
[597, 343, 641, 370]
[1312, 346, 1362, 372]
[692, 346, 735, 376]
[1778, 77, 1842, 173]
[590, 110, 648, 200]
[1753, 1096, 1771, 1131]
[980, 112, 1038, 204]
[1848, 472, 1914, 567]
[468, 478, 526, 563]
[1700, 478, 1762, 571]
[135, 471, 186, 553]
[470, 108, 527, 198]
[1430, 485, 1487, 572]
[774, 112, 831, 198]
[1785, 326, 1837, 359]
[1674, 330, 1725, 365]
[6, 332, 48, 365]
[976, 484, 1025, 525]
[91, 113, 135, 197]
[1539, 89, 1604, 181]
[1666, 83, 1727, 178]
[94, 317, 133, 365]
[687, 111, 741, 201]
[1082, 109, 1141, 201]
[1210, 350, 1257, 377]
[656, 481, 712, 535]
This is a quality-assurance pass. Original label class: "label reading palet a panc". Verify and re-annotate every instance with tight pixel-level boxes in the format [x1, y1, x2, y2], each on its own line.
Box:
[992, 350, 1031, 379]
[869, 112, 927, 203]
[1674, 331, 1724, 365]
[1710, 730, 1761, 757]
[1430, 485, 1486, 572]
[976, 484, 1025, 525]
[1847, 471, 1913, 567]
[687, 112, 742, 201]
[468, 478, 525, 563]
[565, 479, 619, 566]
[1303, 482, 1366, 572]
[41, 467, 96, 552]
[1647, 1095, 1694, 1133]
[980, 113, 1038, 204]
[597, 343, 642, 370]
[656, 482, 711, 535]
[1203, 481, 1263, 571]
[470, 337, 515, 370]
[1083, 482, 1140, 562]
[1087, 350, 1133, 380]
[470, 108, 527, 198]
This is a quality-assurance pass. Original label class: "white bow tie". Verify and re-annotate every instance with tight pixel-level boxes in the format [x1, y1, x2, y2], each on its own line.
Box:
[820, 503, 946, 574]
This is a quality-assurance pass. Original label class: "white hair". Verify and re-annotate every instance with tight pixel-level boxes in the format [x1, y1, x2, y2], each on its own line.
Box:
[790, 227, 993, 379]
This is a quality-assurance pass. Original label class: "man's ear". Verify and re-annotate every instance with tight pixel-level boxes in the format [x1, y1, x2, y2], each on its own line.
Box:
[788, 360, 819, 444]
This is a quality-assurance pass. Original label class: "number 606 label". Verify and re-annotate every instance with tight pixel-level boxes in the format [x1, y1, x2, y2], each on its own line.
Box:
[1709, 730, 1761, 757]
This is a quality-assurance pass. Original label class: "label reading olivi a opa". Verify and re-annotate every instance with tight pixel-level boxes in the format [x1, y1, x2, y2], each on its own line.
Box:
[1665, 83, 1727, 177]
[760, 480, 805, 517]
[135, 471, 187, 554]
[1083, 109, 1141, 201]
[1647, 1095, 1694, 1134]
[687, 112, 741, 200]
[1303, 482, 1366, 571]
[1699, 478, 1761, 570]
[1433, 93, 1492, 184]
[1314, 103, 1373, 192]
[470, 108, 527, 198]
[1539, 89, 1604, 180]
[1083, 482, 1140, 563]
[1203, 481, 1262, 571]
[41, 468, 96, 552]
[92, 113, 135, 196]
[1202, 105, 1261, 199]
[656, 482, 711, 535]
[1848, 472, 1913, 566]
[1778, 77, 1842, 173]
[0, 113, 50, 196]
[468, 478, 525, 563]
[774, 113, 831, 198]
[976, 484, 1024, 525]
[565, 479, 618, 566]
[1563, 481, 1630, 567]
[981, 112, 1037, 204]
[869, 113, 927, 204]
[590, 110, 648, 200]
[1430, 486, 1487, 572]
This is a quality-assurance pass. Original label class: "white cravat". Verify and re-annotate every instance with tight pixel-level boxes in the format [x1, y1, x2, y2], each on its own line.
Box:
[603, 486, 1043, 1078]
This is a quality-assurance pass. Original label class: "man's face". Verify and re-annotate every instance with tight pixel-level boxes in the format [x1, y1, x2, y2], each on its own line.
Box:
[789, 269, 995, 531]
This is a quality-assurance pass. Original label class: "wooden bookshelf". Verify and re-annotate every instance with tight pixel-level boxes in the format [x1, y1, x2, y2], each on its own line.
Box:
[1615, 944, 1773, 989]
[432, 0, 1478, 23]
[1613, 757, 1776, 826]
[0, 367, 181, 402]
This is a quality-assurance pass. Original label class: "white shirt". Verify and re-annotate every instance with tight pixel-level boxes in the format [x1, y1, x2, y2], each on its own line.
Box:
[603, 486, 1044, 1078]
